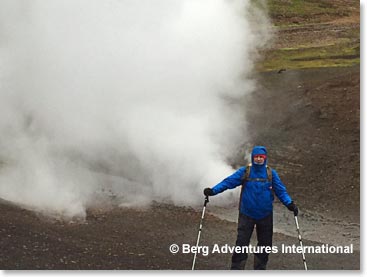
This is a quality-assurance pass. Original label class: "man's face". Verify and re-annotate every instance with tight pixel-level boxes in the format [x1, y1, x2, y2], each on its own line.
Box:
[253, 154, 266, 165]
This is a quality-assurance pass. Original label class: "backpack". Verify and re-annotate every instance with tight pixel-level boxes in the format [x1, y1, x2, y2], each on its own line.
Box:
[238, 163, 273, 209]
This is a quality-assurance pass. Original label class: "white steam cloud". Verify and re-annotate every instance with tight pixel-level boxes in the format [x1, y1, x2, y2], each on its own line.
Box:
[0, 0, 271, 218]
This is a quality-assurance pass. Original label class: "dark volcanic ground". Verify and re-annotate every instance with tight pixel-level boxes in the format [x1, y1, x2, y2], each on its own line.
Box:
[0, 200, 359, 270]
[242, 65, 360, 223]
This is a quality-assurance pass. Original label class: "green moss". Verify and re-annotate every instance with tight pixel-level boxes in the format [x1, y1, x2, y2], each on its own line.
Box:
[251, 0, 359, 71]
[269, 0, 332, 16]
[258, 43, 360, 71]
[266, 0, 353, 26]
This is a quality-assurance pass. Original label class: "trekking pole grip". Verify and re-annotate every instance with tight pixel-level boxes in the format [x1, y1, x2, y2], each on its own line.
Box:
[204, 195, 209, 206]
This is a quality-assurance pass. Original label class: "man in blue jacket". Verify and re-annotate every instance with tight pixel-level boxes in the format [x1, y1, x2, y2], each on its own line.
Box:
[203, 146, 298, 270]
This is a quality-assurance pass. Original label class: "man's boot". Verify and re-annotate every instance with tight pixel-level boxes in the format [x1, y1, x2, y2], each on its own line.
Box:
[253, 255, 267, 270]
[230, 259, 246, 270]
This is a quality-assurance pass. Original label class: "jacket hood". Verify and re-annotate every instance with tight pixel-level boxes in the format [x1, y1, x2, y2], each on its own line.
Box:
[251, 146, 268, 166]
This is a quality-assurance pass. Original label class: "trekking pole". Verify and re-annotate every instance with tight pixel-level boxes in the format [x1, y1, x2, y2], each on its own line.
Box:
[191, 195, 209, 270]
[294, 215, 308, 270]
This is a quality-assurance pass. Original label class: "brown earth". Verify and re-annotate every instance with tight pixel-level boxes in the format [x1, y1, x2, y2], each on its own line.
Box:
[0, 200, 359, 270]
[242, 65, 360, 224]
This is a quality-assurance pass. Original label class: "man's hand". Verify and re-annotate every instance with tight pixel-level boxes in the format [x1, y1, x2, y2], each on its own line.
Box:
[287, 201, 299, 216]
[203, 188, 214, 196]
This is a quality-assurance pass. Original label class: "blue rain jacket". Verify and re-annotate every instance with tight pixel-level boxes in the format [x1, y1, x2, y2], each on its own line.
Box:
[211, 146, 292, 220]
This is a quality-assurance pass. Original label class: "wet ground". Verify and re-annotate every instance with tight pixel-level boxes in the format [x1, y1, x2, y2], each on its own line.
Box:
[242, 66, 360, 224]
[0, 200, 360, 270]
[209, 201, 360, 251]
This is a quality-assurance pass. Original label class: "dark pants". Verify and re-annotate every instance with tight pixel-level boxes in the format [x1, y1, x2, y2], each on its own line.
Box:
[230, 213, 273, 270]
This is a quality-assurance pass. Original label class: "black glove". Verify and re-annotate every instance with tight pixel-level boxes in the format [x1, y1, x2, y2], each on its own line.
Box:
[287, 201, 299, 216]
[203, 188, 214, 196]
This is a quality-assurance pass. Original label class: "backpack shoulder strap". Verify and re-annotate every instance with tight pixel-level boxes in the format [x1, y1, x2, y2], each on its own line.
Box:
[266, 165, 273, 182]
[238, 164, 251, 210]
[241, 163, 252, 183]
[266, 166, 275, 196]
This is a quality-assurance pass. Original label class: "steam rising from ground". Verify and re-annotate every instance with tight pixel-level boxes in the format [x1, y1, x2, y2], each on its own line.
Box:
[0, 0, 271, 218]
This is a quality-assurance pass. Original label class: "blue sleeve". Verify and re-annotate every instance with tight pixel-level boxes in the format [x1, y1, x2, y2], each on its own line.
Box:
[272, 169, 292, 206]
[211, 167, 246, 195]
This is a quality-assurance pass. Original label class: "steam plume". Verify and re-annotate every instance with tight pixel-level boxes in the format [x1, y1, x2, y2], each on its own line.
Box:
[0, 0, 272, 218]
